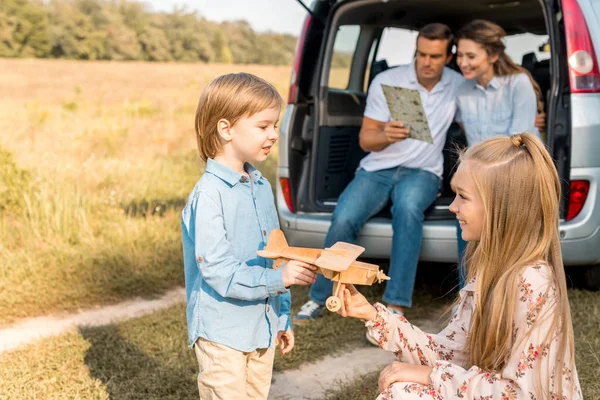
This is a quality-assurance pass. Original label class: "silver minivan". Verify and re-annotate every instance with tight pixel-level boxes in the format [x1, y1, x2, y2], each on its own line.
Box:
[277, 0, 600, 289]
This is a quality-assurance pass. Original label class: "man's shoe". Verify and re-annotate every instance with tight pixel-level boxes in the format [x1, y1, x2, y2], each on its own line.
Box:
[366, 307, 403, 346]
[293, 300, 324, 325]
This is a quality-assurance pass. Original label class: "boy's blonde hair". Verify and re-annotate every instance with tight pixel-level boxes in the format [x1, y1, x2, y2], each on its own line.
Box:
[458, 132, 575, 398]
[194, 73, 284, 162]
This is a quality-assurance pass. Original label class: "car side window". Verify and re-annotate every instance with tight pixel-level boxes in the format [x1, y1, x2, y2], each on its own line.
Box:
[328, 25, 360, 90]
[375, 27, 418, 65]
[365, 27, 418, 91]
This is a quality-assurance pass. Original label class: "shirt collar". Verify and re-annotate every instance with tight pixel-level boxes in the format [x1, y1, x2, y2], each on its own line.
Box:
[474, 76, 501, 91]
[408, 59, 452, 91]
[408, 60, 419, 85]
[205, 159, 263, 187]
[461, 277, 476, 292]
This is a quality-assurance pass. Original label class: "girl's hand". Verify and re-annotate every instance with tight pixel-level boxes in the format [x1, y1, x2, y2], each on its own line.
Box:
[337, 284, 377, 321]
[276, 330, 294, 355]
[378, 362, 433, 392]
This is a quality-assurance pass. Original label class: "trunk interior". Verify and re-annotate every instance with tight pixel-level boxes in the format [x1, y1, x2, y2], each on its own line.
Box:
[289, 0, 570, 219]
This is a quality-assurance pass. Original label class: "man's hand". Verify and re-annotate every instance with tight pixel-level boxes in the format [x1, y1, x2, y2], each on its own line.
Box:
[383, 121, 410, 143]
[281, 260, 317, 287]
[359, 117, 409, 152]
[336, 284, 377, 321]
[378, 362, 433, 392]
[276, 330, 295, 355]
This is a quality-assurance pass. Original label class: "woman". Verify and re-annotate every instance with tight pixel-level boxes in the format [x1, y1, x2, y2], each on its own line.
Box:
[454, 19, 544, 285]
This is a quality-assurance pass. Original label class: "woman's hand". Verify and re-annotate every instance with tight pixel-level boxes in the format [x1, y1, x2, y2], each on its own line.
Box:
[378, 361, 433, 392]
[535, 111, 546, 131]
[337, 284, 377, 321]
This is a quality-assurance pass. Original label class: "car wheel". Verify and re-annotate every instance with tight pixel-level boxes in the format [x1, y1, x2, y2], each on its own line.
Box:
[581, 265, 600, 291]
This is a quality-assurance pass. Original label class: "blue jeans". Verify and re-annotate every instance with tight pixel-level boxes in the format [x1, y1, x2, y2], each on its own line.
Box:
[309, 166, 440, 308]
[456, 220, 468, 289]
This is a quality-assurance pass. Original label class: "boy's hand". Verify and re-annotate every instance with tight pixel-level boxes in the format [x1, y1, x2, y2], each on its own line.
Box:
[276, 330, 295, 355]
[281, 260, 317, 287]
[337, 284, 377, 321]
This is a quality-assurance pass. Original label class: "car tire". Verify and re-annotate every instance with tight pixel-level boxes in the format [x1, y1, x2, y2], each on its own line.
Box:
[581, 265, 600, 291]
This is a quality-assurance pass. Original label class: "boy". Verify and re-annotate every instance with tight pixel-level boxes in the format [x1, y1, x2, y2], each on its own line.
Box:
[181, 73, 317, 400]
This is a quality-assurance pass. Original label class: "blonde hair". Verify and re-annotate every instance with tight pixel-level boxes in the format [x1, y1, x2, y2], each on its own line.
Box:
[457, 20, 544, 112]
[459, 133, 575, 398]
[194, 73, 284, 162]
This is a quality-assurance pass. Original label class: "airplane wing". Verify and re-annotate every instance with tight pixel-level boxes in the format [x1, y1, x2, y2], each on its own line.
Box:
[314, 242, 365, 272]
[327, 242, 365, 259]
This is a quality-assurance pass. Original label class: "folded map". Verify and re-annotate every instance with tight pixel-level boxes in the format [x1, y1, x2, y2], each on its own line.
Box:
[381, 84, 433, 144]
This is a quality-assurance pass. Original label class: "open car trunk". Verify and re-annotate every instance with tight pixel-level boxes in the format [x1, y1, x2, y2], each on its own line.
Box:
[288, 0, 571, 220]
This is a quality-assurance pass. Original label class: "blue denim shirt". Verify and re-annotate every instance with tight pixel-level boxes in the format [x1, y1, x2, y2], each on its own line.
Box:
[456, 73, 540, 146]
[181, 159, 291, 352]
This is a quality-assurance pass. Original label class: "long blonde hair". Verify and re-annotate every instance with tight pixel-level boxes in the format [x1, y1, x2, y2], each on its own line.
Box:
[460, 133, 574, 398]
[457, 20, 544, 112]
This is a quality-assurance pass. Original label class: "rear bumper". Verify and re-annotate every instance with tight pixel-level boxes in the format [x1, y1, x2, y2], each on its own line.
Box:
[276, 166, 600, 266]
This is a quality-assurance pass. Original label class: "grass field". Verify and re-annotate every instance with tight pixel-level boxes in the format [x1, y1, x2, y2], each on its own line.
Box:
[0, 266, 453, 399]
[0, 59, 291, 325]
[1, 269, 598, 399]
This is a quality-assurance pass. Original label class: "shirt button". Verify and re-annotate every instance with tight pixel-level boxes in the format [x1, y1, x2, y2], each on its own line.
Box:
[267, 306, 271, 312]
[197, 256, 203, 262]
[263, 230, 267, 236]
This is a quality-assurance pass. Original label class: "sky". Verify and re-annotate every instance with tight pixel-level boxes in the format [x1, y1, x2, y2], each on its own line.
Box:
[142, 0, 550, 65]
[143, 0, 309, 35]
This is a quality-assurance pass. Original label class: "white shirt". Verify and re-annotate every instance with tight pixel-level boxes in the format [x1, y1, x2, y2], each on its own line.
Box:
[455, 73, 539, 146]
[360, 62, 464, 178]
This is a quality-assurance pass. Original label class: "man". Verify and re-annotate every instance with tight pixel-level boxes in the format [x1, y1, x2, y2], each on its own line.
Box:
[295, 23, 463, 326]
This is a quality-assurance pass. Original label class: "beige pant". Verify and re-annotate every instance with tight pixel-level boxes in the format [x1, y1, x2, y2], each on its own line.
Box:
[194, 338, 275, 400]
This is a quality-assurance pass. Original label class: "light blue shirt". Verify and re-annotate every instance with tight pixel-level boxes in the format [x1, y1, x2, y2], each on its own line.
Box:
[181, 159, 291, 352]
[456, 73, 539, 145]
[361, 61, 464, 178]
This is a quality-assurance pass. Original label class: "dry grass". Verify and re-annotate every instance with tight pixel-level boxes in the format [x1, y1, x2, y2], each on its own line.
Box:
[0, 59, 294, 325]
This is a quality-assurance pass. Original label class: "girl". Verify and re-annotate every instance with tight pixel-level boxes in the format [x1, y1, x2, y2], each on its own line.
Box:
[454, 20, 545, 284]
[336, 133, 581, 399]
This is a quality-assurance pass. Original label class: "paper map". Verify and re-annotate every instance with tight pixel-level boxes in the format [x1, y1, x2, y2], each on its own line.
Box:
[381, 84, 433, 144]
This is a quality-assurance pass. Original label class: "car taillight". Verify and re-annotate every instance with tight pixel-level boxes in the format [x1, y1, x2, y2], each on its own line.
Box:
[562, 0, 600, 93]
[280, 178, 295, 213]
[288, 15, 311, 104]
[566, 180, 590, 221]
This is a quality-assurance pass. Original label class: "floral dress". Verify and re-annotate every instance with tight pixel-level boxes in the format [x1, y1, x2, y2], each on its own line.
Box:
[366, 263, 582, 399]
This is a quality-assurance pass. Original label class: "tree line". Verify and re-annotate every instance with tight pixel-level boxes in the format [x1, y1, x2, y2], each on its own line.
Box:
[0, 0, 351, 65]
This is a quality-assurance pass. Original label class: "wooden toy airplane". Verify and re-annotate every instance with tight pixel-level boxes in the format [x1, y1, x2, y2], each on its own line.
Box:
[257, 229, 390, 312]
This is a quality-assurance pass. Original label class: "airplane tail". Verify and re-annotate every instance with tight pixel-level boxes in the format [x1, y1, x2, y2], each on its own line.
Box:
[257, 229, 289, 259]
[264, 229, 288, 252]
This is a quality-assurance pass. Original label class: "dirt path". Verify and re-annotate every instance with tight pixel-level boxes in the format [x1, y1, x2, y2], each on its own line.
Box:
[1, 287, 447, 399]
[0, 287, 185, 354]
[269, 317, 445, 400]
[269, 346, 395, 400]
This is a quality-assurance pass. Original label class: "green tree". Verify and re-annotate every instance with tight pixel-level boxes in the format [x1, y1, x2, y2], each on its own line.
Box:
[163, 9, 213, 62]
[212, 29, 232, 64]
[138, 23, 171, 61]
[48, 0, 106, 59]
[0, 0, 304, 65]
[1, 0, 51, 57]
[0, 10, 17, 56]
